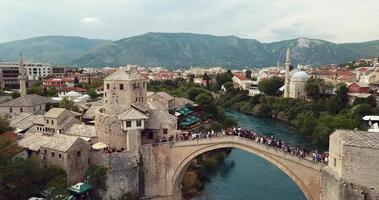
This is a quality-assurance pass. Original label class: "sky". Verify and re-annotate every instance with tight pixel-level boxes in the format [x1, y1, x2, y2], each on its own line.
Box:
[1, 0, 379, 43]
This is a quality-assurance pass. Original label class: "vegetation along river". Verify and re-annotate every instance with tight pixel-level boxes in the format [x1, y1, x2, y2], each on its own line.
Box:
[191, 110, 314, 200]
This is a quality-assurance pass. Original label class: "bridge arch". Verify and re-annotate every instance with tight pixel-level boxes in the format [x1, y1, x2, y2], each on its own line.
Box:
[169, 137, 321, 200]
[142, 136, 321, 200]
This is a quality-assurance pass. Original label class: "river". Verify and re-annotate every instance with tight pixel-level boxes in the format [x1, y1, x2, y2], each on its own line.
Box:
[191, 111, 312, 200]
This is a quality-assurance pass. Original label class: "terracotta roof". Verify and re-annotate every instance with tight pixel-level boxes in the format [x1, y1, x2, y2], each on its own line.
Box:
[0, 94, 52, 107]
[0, 131, 17, 140]
[58, 87, 87, 92]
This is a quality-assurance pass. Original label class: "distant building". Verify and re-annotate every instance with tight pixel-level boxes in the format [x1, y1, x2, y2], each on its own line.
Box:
[0, 94, 52, 116]
[283, 48, 309, 99]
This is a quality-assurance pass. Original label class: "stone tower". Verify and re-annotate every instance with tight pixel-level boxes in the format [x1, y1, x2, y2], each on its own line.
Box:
[321, 130, 379, 200]
[103, 67, 147, 116]
[284, 48, 291, 98]
[96, 67, 148, 151]
[18, 52, 27, 96]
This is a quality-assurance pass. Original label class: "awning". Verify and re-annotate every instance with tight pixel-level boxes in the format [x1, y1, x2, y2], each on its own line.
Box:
[67, 182, 93, 194]
[180, 115, 200, 126]
[92, 142, 108, 150]
[177, 106, 193, 116]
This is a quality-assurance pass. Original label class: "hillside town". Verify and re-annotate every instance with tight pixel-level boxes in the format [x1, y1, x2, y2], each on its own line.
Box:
[0, 49, 379, 200]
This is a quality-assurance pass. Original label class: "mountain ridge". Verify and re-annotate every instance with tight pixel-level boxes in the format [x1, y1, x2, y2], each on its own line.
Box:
[0, 33, 378, 68]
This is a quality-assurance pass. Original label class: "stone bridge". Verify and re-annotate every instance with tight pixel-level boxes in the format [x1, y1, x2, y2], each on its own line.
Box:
[141, 136, 322, 200]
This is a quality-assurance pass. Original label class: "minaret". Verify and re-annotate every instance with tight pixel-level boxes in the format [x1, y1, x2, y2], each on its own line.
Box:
[284, 48, 291, 98]
[18, 52, 27, 96]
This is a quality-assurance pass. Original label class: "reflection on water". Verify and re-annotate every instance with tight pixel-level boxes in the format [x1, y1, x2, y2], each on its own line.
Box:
[191, 111, 308, 200]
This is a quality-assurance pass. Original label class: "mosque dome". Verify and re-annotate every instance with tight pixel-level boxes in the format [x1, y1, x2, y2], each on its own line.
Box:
[292, 71, 309, 80]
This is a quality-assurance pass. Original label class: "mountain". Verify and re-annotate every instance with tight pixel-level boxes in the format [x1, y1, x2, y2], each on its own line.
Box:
[1, 33, 379, 68]
[0, 36, 109, 64]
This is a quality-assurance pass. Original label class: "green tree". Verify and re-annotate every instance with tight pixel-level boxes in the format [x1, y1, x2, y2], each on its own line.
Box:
[195, 93, 213, 106]
[59, 97, 80, 112]
[305, 78, 325, 99]
[215, 72, 233, 88]
[0, 116, 13, 134]
[293, 111, 317, 136]
[335, 84, 349, 111]
[86, 88, 98, 99]
[245, 70, 252, 79]
[85, 165, 107, 198]
[257, 76, 284, 96]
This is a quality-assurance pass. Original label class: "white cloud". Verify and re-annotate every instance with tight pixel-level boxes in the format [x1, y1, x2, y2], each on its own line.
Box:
[80, 17, 104, 25]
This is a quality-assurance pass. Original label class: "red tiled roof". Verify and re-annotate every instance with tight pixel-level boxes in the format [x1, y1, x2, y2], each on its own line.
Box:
[58, 87, 87, 92]
[233, 73, 248, 81]
[0, 131, 17, 141]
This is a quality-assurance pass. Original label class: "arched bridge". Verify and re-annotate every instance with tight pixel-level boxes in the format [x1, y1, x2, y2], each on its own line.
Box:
[141, 136, 322, 200]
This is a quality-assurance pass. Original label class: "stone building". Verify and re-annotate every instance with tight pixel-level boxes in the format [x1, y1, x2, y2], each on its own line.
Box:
[19, 133, 90, 185]
[0, 94, 52, 116]
[289, 71, 309, 98]
[148, 92, 176, 111]
[40, 108, 81, 134]
[283, 47, 309, 99]
[322, 129, 379, 200]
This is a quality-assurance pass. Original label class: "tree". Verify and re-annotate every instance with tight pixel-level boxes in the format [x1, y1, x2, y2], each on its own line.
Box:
[335, 84, 349, 111]
[59, 97, 80, 112]
[195, 93, 214, 106]
[85, 165, 107, 198]
[293, 111, 317, 136]
[186, 88, 210, 101]
[0, 116, 13, 134]
[202, 73, 210, 88]
[245, 70, 252, 79]
[86, 88, 98, 99]
[215, 72, 233, 88]
[305, 78, 325, 99]
[257, 76, 284, 96]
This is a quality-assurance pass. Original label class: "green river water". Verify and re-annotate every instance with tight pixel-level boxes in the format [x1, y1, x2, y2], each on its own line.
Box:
[191, 111, 313, 200]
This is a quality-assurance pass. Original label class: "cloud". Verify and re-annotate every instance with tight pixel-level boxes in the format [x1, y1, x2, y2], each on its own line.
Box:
[80, 17, 104, 25]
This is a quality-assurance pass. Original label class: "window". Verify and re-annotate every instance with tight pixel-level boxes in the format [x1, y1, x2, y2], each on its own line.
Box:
[20, 108, 23, 113]
[44, 149, 47, 154]
[77, 151, 81, 157]
[33, 107, 36, 111]
[163, 129, 168, 135]
[106, 84, 110, 89]
[104, 92, 107, 97]
[51, 120, 54, 125]
[135, 97, 138, 102]
[143, 82, 145, 88]
[9, 108, 12, 113]
[126, 121, 132, 127]
[46, 119, 49, 124]
[136, 120, 142, 127]
[51, 152, 55, 157]
[59, 154, 62, 159]
[333, 158, 336, 167]
[119, 84, 124, 90]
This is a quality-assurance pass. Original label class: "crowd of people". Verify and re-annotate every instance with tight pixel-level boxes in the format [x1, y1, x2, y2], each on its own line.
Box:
[157, 127, 329, 164]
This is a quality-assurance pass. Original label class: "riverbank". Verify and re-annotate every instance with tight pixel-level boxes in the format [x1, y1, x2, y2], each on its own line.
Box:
[182, 148, 232, 199]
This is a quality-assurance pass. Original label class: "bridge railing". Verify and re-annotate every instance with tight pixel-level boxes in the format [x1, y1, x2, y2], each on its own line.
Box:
[167, 135, 324, 170]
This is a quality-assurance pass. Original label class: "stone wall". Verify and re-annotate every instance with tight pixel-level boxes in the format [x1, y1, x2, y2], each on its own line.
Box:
[95, 108, 128, 150]
[90, 151, 139, 199]
[321, 167, 379, 200]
